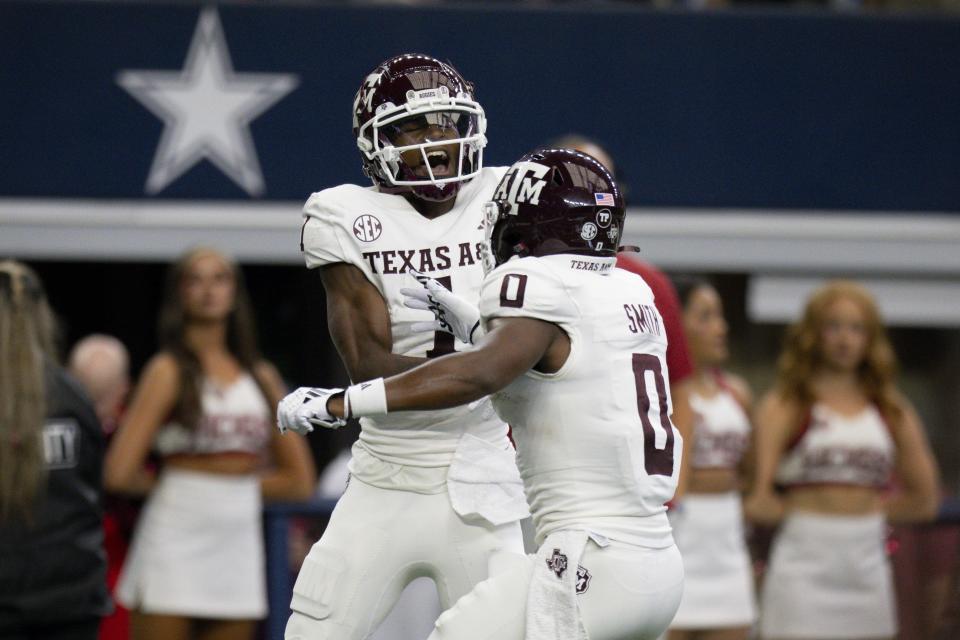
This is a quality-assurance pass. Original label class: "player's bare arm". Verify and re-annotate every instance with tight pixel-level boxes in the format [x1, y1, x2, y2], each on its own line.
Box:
[328, 317, 564, 417]
[321, 262, 426, 381]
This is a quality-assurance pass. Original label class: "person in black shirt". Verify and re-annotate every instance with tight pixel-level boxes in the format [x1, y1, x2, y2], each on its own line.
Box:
[0, 260, 110, 640]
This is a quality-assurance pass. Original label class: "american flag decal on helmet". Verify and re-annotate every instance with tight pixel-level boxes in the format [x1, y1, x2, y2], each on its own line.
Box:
[594, 192, 614, 206]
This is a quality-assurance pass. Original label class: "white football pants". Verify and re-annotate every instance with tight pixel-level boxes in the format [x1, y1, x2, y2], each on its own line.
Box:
[428, 539, 684, 640]
[285, 477, 524, 640]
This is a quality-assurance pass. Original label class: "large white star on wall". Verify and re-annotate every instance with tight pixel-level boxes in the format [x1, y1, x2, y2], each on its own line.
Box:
[116, 8, 298, 196]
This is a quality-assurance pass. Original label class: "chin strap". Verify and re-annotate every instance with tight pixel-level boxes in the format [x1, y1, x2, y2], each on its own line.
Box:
[617, 245, 641, 253]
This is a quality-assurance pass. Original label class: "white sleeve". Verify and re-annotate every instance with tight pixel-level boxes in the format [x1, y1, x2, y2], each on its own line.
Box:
[300, 191, 353, 269]
[478, 258, 578, 329]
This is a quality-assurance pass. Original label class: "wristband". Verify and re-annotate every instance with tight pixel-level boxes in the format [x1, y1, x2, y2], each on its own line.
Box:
[345, 377, 388, 417]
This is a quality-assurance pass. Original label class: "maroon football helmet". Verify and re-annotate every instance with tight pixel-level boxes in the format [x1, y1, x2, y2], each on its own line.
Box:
[483, 148, 626, 268]
[352, 54, 487, 202]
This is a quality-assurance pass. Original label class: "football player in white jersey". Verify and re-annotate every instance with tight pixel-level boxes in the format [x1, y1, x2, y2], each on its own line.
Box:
[281, 148, 685, 640]
[280, 54, 528, 640]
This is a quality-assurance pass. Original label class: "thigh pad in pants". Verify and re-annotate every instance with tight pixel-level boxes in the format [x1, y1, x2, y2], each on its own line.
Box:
[286, 528, 388, 640]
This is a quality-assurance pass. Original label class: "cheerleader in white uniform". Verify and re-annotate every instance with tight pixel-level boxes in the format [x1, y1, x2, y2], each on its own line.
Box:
[667, 278, 756, 640]
[744, 281, 939, 640]
[104, 248, 316, 640]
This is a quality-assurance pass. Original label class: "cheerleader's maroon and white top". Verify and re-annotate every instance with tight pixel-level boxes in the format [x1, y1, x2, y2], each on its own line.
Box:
[776, 403, 895, 488]
[154, 373, 272, 457]
[689, 382, 751, 470]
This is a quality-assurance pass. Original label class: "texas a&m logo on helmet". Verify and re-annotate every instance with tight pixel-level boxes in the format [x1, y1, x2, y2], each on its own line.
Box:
[483, 148, 625, 267]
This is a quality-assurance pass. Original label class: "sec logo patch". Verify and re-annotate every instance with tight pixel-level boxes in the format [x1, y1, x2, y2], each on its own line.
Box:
[580, 222, 598, 241]
[353, 215, 382, 242]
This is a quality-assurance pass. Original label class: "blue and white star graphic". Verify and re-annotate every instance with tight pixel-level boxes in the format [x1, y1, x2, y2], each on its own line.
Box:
[116, 8, 298, 196]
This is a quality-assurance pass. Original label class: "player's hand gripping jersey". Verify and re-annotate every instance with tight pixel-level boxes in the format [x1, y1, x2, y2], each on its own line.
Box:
[300, 167, 529, 524]
[479, 254, 682, 548]
[301, 168, 506, 465]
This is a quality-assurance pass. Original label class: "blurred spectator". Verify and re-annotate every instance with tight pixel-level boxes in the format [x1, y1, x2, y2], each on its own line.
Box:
[745, 280, 939, 639]
[668, 277, 756, 639]
[548, 134, 618, 178]
[0, 260, 111, 640]
[844, 0, 960, 9]
[69, 335, 130, 436]
[104, 247, 315, 640]
[549, 133, 696, 499]
[651, 0, 730, 10]
[655, 0, 960, 9]
[69, 334, 134, 640]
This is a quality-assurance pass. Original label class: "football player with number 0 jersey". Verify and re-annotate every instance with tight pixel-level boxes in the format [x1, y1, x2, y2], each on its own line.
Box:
[281, 54, 528, 640]
[280, 148, 685, 640]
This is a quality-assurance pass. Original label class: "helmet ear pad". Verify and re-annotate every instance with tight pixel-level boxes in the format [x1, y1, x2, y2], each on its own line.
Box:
[491, 219, 536, 266]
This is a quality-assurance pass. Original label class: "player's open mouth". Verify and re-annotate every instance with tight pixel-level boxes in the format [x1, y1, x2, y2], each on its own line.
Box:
[420, 149, 452, 177]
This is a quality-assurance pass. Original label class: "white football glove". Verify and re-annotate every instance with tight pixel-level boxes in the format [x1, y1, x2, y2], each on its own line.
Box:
[401, 269, 482, 344]
[277, 386, 346, 435]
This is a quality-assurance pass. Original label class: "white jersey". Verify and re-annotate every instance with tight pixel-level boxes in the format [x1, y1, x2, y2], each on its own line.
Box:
[300, 168, 510, 470]
[478, 254, 681, 547]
